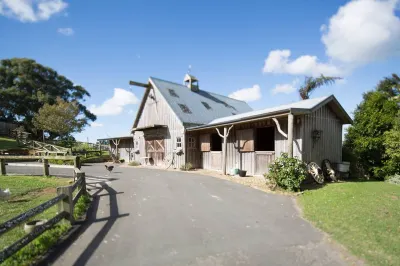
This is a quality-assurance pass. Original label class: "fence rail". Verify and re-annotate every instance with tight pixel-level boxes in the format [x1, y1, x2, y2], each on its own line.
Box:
[0, 168, 87, 264]
[0, 156, 80, 176]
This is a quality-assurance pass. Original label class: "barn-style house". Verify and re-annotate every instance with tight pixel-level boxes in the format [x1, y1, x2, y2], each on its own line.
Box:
[126, 74, 352, 175]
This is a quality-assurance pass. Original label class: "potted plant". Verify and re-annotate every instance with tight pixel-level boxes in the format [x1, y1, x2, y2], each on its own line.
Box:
[238, 169, 247, 177]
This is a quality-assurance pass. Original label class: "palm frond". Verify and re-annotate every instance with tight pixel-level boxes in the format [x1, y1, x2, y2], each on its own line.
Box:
[298, 75, 342, 100]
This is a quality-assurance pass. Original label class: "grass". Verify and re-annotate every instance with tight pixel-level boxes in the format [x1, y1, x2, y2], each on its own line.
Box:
[298, 181, 400, 266]
[0, 137, 21, 150]
[0, 175, 90, 266]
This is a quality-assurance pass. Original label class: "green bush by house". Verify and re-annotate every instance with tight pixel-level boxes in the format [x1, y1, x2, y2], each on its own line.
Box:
[265, 153, 307, 191]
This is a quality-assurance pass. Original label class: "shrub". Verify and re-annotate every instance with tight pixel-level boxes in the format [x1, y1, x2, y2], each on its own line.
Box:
[386, 174, 400, 185]
[180, 162, 194, 171]
[48, 159, 74, 165]
[119, 159, 125, 163]
[265, 153, 307, 191]
[128, 161, 141, 166]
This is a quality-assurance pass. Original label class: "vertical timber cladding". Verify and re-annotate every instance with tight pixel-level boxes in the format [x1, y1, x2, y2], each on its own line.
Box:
[134, 85, 186, 168]
[302, 105, 343, 164]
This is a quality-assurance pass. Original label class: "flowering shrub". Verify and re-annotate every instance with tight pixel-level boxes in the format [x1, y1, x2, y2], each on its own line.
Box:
[265, 153, 307, 191]
[386, 174, 400, 185]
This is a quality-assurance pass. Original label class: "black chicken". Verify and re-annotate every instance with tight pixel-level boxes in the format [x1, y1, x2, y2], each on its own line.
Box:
[105, 165, 114, 175]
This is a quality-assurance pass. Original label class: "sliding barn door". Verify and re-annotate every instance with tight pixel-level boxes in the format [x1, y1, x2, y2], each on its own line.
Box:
[146, 139, 165, 165]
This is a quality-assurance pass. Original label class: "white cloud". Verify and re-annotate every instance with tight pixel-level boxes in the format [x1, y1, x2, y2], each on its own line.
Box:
[229, 84, 262, 102]
[127, 109, 135, 115]
[90, 122, 103, 127]
[57, 27, 74, 36]
[263, 0, 400, 77]
[89, 88, 139, 116]
[0, 0, 67, 22]
[271, 79, 300, 95]
[263, 50, 342, 76]
[321, 0, 400, 65]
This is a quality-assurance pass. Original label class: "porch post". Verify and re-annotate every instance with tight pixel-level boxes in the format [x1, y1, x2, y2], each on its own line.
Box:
[216, 125, 233, 175]
[288, 113, 294, 157]
[222, 127, 228, 175]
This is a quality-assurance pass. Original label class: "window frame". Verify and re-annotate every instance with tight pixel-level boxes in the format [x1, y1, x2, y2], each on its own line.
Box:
[176, 137, 182, 148]
[188, 136, 196, 149]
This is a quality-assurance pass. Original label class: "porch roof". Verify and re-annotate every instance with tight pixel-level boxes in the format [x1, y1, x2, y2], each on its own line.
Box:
[187, 95, 352, 131]
[132, 124, 167, 132]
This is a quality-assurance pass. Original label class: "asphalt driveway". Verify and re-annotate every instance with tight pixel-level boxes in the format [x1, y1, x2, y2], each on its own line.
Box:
[8, 164, 351, 265]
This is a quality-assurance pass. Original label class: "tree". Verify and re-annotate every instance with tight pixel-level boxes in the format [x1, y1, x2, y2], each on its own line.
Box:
[383, 111, 400, 176]
[344, 73, 400, 179]
[0, 58, 95, 139]
[298, 75, 342, 100]
[33, 98, 86, 140]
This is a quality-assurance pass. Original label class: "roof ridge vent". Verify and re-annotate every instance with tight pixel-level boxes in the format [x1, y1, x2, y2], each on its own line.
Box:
[183, 74, 199, 92]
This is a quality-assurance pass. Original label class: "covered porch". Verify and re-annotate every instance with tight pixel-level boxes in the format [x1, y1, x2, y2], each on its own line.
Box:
[186, 113, 298, 176]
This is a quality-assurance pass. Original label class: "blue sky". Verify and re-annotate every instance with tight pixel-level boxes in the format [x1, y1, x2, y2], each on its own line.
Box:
[1, 0, 399, 142]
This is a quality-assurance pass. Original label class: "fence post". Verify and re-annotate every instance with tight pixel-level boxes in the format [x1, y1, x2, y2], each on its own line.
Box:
[57, 186, 74, 224]
[43, 159, 49, 176]
[74, 156, 80, 169]
[0, 159, 6, 175]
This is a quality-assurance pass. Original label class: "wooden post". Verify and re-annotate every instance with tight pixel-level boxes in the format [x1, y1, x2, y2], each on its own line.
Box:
[57, 186, 74, 224]
[288, 113, 294, 158]
[74, 156, 80, 169]
[222, 127, 228, 175]
[216, 125, 234, 175]
[1, 159, 6, 175]
[43, 159, 49, 176]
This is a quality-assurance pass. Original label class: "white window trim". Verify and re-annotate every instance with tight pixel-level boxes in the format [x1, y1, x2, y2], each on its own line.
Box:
[176, 137, 182, 148]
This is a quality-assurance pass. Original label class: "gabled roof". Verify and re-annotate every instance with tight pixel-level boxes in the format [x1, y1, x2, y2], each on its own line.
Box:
[149, 77, 252, 125]
[187, 95, 352, 130]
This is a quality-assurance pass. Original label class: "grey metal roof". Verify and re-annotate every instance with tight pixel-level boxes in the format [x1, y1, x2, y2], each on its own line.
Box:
[150, 77, 253, 125]
[187, 95, 352, 130]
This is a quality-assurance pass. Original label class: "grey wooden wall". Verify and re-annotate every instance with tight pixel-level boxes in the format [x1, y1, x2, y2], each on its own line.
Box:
[133, 87, 186, 168]
[301, 105, 343, 165]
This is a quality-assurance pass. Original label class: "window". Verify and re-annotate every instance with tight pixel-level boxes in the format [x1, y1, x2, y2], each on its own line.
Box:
[256, 127, 275, 151]
[168, 89, 179, 98]
[176, 137, 182, 148]
[210, 133, 222, 151]
[201, 101, 212, 110]
[178, 104, 192, 114]
[188, 136, 196, 149]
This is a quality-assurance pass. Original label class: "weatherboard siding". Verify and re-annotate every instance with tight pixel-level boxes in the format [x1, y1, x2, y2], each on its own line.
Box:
[134, 87, 186, 168]
[301, 105, 343, 165]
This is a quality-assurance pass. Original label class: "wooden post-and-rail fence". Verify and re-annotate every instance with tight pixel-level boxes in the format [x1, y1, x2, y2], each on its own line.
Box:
[0, 168, 87, 264]
[0, 156, 80, 176]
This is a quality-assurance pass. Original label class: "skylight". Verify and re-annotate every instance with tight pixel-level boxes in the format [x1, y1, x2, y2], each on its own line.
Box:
[178, 103, 192, 114]
[201, 101, 212, 110]
[168, 89, 179, 98]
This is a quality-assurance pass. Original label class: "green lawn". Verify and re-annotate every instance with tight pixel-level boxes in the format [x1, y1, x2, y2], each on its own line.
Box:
[0, 175, 90, 266]
[299, 181, 400, 266]
[0, 137, 21, 150]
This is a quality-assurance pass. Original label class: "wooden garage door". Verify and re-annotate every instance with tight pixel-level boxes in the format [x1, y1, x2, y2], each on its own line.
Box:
[146, 139, 165, 165]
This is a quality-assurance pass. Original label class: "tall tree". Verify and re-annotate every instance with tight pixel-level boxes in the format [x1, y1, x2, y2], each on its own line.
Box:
[33, 98, 86, 139]
[344, 73, 400, 179]
[298, 75, 342, 100]
[0, 58, 96, 139]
